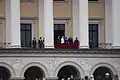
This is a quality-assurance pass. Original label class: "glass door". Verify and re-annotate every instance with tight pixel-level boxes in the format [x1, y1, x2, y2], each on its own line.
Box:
[21, 23, 32, 47]
[54, 24, 65, 44]
[89, 24, 99, 48]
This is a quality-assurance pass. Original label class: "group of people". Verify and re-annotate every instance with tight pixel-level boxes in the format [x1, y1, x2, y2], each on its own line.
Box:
[29, 37, 44, 48]
[56, 36, 80, 48]
[60, 73, 118, 80]
[29, 36, 80, 48]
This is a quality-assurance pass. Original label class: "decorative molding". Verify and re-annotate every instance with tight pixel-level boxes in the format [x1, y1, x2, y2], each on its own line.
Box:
[0, 49, 120, 58]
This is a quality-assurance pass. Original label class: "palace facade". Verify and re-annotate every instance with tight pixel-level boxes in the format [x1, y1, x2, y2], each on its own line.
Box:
[0, 0, 120, 80]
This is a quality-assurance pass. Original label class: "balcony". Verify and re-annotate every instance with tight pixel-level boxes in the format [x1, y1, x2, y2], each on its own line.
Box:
[0, 42, 113, 49]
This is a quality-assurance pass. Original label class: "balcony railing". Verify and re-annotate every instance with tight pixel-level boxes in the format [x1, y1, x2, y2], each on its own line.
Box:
[89, 43, 112, 49]
[98, 43, 112, 49]
[0, 42, 113, 49]
[0, 42, 11, 48]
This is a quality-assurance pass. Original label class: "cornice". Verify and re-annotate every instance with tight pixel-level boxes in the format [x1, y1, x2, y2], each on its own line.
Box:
[0, 48, 119, 58]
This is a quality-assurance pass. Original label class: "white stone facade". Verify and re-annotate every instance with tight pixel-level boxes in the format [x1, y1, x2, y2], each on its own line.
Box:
[0, 53, 120, 80]
[1, 0, 120, 80]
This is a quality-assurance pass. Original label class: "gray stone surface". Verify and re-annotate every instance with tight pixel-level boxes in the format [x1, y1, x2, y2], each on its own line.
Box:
[0, 48, 120, 80]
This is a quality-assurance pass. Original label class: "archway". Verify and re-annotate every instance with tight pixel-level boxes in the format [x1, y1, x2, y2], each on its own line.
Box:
[24, 66, 45, 80]
[0, 66, 11, 80]
[93, 66, 113, 80]
[57, 65, 80, 80]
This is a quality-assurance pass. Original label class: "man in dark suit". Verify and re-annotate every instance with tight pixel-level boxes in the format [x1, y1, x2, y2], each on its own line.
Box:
[38, 37, 43, 48]
[74, 37, 79, 48]
[32, 37, 37, 48]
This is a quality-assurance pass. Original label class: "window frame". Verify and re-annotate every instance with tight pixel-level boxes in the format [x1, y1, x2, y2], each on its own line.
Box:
[20, 20, 34, 40]
[89, 20, 101, 43]
[54, 20, 68, 37]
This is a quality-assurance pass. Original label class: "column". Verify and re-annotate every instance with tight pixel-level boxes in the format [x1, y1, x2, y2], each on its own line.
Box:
[5, 0, 21, 48]
[105, 0, 120, 48]
[39, 0, 54, 48]
[72, 0, 79, 40]
[105, 0, 113, 45]
[39, 0, 44, 38]
[112, 0, 120, 48]
[72, 0, 89, 48]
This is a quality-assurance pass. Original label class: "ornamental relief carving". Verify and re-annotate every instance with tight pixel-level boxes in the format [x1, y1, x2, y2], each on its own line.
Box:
[80, 58, 92, 71]
[113, 59, 120, 75]
[11, 59, 23, 70]
[45, 58, 56, 71]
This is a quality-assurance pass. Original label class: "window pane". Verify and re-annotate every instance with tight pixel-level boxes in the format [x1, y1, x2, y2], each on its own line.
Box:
[54, 24, 59, 30]
[60, 24, 65, 30]
[26, 24, 31, 30]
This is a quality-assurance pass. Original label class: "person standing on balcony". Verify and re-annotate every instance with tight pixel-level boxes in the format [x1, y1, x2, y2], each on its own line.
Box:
[68, 37, 73, 44]
[61, 36, 65, 44]
[32, 37, 37, 48]
[42, 38, 45, 48]
[38, 37, 43, 48]
[74, 37, 79, 48]
[56, 36, 61, 44]
[65, 37, 68, 44]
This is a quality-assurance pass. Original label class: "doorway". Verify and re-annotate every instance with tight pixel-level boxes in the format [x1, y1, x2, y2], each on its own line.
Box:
[20, 23, 32, 47]
[24, 66, 44, 80]
[57, 65, 80, 80]
[54, 24, 65, 44]
[89, 24, 99, 48]
[0, 66, 11, 80]
[93, 66, 113, 80]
